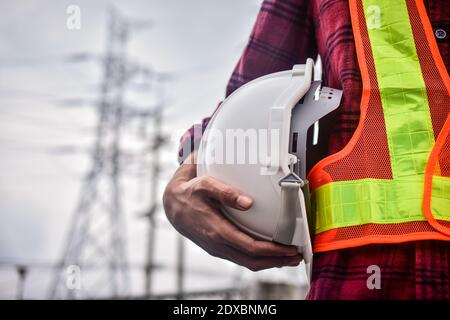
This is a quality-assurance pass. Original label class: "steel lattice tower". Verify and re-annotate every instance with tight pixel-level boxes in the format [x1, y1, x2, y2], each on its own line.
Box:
[49, 9, 132, 299]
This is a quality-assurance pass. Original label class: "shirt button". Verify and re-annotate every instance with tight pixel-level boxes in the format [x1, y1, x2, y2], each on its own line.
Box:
[435, 29, 446, 39]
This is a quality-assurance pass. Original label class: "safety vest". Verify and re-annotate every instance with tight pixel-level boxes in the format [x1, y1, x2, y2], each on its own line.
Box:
[308, 0, 450, 253]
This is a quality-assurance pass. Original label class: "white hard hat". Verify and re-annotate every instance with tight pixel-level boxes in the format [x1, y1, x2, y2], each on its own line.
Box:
[197, 58, 342, 270]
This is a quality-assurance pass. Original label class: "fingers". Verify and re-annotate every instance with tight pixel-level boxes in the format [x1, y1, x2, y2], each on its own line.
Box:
[165, 169, 303, 271]
[206, 205, 299, 257]
[223, 244, 303, 272]
[193, 176, 253, 210]
[221, 217, 299, 257]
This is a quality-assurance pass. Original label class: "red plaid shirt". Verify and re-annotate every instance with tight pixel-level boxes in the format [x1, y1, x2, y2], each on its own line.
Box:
[178, 0, 450, 299]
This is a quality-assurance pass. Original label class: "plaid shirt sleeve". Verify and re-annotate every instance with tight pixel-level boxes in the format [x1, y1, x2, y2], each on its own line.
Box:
[177, 0, 317, 164]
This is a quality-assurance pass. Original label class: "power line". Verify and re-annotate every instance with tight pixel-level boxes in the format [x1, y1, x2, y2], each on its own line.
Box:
[0, 110, 95, 134]
[0, 257, 234, 279]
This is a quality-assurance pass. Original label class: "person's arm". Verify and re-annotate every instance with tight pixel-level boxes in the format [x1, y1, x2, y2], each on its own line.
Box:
[165, 0, 317, 271]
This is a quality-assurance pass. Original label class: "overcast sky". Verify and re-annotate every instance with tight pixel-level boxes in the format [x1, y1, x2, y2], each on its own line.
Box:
[0, 0, 308, 299]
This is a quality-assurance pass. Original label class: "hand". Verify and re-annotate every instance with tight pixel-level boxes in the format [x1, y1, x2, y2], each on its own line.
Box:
[163, 152, 302, 271]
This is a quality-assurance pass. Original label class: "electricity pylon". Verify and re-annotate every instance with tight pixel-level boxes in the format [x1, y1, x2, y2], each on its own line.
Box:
[49, 8, 134, 299]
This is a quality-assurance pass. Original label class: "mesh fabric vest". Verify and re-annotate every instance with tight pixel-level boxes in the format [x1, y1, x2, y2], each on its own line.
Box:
[308, 0, 450, 253]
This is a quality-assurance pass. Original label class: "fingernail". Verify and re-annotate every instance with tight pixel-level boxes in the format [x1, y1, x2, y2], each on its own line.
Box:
[237, 195, 253, 209]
